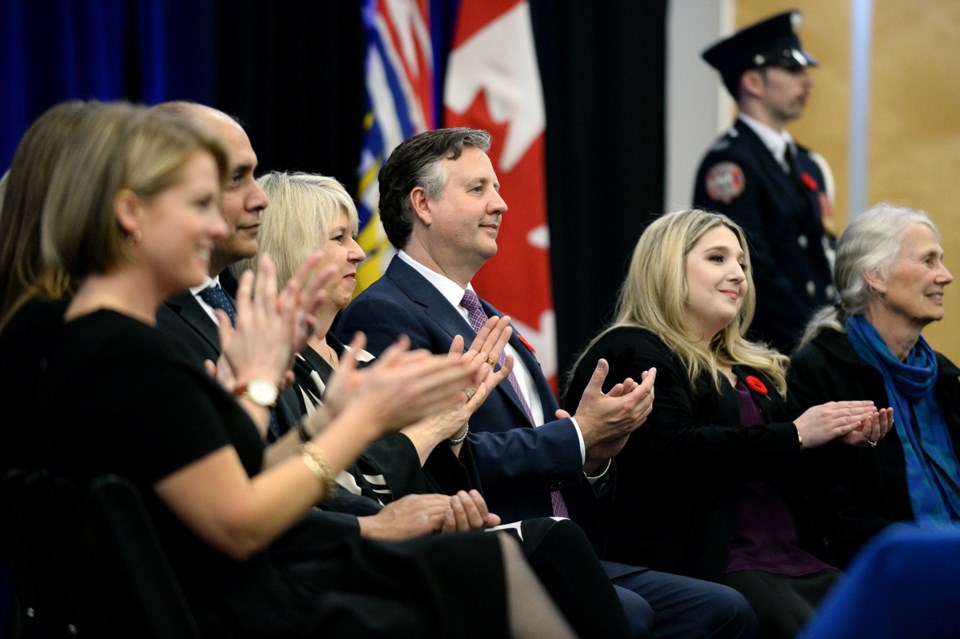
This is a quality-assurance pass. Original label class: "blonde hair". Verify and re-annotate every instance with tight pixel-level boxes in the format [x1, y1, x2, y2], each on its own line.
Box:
[576, 209, 788, 397]
[234, 171, 359, 289]
[42, 104, 228, 281]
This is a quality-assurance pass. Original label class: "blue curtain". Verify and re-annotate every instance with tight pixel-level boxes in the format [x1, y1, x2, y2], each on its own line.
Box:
[1, 0, 217, 171]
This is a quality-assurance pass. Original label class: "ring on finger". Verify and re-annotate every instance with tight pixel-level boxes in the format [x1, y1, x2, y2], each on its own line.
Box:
[463, 388, 474, 400]
[486, 358, 497, 367]
[866, 439, 878, 447]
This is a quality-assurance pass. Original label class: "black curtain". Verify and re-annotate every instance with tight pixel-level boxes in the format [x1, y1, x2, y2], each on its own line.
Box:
[214, 1, 366, 194]
[532, 1, 667, 379]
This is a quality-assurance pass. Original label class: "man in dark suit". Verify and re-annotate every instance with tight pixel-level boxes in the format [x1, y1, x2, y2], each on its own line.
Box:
[337, 128, 757, 638]
[693, 10, 836, 354]
[151, 102, 300, 437]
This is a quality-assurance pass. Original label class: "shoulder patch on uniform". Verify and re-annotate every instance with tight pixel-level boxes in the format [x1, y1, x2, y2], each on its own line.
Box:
[705, 162, 745, 204]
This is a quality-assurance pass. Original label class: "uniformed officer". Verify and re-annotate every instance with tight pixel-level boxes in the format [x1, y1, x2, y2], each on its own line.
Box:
[693, 10, 836, 354]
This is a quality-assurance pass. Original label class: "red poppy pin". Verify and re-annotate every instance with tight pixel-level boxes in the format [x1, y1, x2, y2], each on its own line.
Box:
[745, 375, 768, 395]
[800, 172, 818, 192]
[517, 333, 537, 354]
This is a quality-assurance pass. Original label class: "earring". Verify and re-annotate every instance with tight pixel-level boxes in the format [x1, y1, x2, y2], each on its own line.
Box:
[127, 229, 142, 247]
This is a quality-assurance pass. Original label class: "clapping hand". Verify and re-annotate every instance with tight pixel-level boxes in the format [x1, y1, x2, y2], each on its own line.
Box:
[399, 316, 514, 461]
[320, 333, 483, 441]
[276, 250, 337, 354]
[573, 359, 657, 473]
[218, 255, 295, 388]
[839, 406, 894, 448]
[793, 400, 879, 449]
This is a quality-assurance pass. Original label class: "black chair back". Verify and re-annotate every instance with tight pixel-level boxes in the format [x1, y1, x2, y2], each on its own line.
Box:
[0, 469, 201, 639]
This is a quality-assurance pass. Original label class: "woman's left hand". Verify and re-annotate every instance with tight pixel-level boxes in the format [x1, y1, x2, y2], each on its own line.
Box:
[839, 407, 895, 448]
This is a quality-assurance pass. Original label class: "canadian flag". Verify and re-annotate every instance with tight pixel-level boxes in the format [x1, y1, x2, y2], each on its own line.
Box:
[444, 0, 557, 389]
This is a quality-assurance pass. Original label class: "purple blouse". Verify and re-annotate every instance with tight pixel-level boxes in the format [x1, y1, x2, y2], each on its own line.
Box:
[725, 379, 833, 576]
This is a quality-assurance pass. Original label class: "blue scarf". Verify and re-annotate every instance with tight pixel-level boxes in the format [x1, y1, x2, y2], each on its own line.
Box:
[846, 315, 960, 521]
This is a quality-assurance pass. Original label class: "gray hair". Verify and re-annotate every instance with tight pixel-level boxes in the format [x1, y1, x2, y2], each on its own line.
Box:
[797, 203, 939, 347]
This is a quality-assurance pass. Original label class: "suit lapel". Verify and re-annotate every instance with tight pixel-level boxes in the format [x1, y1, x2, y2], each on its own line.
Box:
[386, 259, 475, 341]
[736, 121, 796, 195]
[733, 366, 781, 423]
[793, 152, 825, 221]
[386, 259, 547, 422]
[479, 298, 556, 417]
[164, 291, 221, 352]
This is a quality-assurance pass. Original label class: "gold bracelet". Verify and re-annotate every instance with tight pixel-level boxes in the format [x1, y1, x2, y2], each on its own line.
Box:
[300, 442, 338, 498]
[797, 429, 804, 451]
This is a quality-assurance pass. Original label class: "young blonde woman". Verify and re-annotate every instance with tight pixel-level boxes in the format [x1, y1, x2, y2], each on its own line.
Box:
[564, 209, 891, 639]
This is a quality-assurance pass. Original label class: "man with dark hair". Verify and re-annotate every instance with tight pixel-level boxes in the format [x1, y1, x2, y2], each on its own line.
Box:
[338, 127, 758, 638]
[693, 10, 836, 354]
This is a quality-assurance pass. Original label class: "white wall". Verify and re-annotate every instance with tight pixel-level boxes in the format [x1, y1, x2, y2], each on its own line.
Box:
[664, 0, 735, 211]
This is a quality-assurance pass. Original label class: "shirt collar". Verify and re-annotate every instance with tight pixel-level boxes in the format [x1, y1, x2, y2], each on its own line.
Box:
[396, 250, 475, 310]
[190, 274, 220, 296]
[739, 113, 794, 169]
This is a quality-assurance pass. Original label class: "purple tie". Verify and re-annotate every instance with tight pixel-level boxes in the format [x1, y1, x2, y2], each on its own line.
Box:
[459, 289, 569, 518]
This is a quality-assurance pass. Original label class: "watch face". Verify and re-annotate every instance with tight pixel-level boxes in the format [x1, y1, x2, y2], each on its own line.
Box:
[248, 380, 279, 406]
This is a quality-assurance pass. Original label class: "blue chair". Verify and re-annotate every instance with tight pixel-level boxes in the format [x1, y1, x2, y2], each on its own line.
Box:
[801, 522, 960, 639]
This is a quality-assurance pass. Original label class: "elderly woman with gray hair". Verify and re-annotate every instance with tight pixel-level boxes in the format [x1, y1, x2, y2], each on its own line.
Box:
[790, 204, 960, 567]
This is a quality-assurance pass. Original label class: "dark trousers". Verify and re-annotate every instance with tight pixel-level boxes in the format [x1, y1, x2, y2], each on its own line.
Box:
[604, 561, 759, 639]
[723, 569, 840, 639]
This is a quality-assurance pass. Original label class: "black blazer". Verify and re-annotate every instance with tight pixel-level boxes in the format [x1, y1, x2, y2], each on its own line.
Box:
[693, 119, 834, 353]
[564, 326, 829, 581]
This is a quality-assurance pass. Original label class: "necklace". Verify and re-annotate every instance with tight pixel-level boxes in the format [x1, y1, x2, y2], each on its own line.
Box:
[321, 339, 338, 371]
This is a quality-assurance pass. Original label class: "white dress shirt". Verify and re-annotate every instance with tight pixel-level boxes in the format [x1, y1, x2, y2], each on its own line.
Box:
[739, 113, 796, 173]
